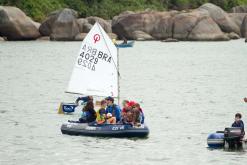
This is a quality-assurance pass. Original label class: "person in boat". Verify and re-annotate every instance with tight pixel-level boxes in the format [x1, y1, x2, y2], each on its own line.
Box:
[96, 100, 107, 124]
[105, 96, 121, 123]
[232, 113, 245, 137]
[121, 100, 129, 117]
[133, 103, 145, 124]
[120, 101, 136, 125]
[133, 106, 141, 126]
[121, 106, 134, 125]
[79, 101, 96, 123]
[112, 39, 117, 45]
[122, 37, 128, 44]
[106, 113, 116, 124]
[75, 96, 93, 105]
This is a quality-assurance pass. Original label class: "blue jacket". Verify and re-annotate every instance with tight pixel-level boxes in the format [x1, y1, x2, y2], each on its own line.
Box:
[106, 104, 121, 122]
[232, 120, 245, 135]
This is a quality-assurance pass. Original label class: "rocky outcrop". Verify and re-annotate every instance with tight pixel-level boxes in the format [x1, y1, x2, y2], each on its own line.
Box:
[82, 23, 93, 33]
[241, 16, 247, 38]
[112, 11, 172, 40]
[199, 3, 240, 35]
[229, 13, 247, 37]
[37, 36, 50, 41]
[173, 10, 228, 41]
[229, 13, 247, 28]
[161, 38, 179, 42]
[112, 9, 228, 41]
[74, 33, 87, 41]
[76, 18, 88, 33]
[132, 30, 154, 40]
[1, 3, 246, 41]
[86, 16, 112, 33]
[107, 33, 117, 39]
[0, 6, 40, 40]
[227, 32, 240, 39]
[39, 8, 79, 41]
[231, 6, 247, 13]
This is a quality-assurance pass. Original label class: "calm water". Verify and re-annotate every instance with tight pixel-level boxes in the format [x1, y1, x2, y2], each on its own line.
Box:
[0, 40, 247, 165]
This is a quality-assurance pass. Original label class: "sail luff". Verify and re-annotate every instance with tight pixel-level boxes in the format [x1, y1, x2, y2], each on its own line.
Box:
[95, 22, 120, 100]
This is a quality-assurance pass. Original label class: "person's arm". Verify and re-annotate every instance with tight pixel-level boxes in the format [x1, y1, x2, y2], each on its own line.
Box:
[115, 106, 121, 122]
[141, 112, 145, 124]
[240, 121, 244, 129]
[75, 96, 89, 104]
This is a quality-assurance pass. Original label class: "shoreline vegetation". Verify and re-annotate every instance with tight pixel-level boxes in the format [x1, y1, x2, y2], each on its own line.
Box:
[0, 1, 247, 41]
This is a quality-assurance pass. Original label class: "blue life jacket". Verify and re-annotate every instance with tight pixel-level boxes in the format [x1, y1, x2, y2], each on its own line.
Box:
[106, 104, 121, 122]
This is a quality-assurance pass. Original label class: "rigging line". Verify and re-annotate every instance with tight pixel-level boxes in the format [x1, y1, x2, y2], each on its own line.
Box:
[97, 22, 121, 78]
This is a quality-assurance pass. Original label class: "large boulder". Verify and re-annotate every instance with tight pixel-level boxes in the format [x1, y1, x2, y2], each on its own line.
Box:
[86, 16, 112, 33]
[112, 11, 172, 39]
[173, 10, 228, 41]
[76, 18, 88, 33]
[229, 13, 247, 37]
[39, 10, 59, 36]
[74, 33, 87, 41]
[231, 6, 247, 13]
[0, 6, 40, 40]
[199, 3, 240, 35]
[112, 10, 230, 41]
[132, 30, 154, 40]
[39, 8, 79, 41]
[229, 13, 247, 28]
[227, 32, 240, 39]
[82, 23, 93, 33]
[241, 16, 247, 38]
[107, 33, 117, 39]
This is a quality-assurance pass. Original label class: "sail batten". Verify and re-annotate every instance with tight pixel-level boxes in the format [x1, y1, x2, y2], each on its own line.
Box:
[66, 22, 118, 97]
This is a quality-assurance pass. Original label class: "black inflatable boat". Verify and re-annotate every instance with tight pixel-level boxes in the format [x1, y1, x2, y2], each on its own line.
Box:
[61, 122, 149, 138]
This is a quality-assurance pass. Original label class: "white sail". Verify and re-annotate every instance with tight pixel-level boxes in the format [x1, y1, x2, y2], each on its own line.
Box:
[66, 22, 118, 97]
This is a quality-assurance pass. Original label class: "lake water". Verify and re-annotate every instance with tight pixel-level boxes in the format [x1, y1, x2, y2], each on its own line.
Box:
[0, 40, 247, 165]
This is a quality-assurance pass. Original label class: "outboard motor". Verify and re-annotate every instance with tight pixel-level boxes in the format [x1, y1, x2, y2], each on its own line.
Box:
[207, 133, 224, 148]
[224, 127, 243, 148]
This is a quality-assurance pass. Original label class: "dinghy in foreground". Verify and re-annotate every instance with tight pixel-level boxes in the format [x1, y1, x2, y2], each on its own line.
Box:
[60, 22, 149, 138]
[61, 122, 149, 138]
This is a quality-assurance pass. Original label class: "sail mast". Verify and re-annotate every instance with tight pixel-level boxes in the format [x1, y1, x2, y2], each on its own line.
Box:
[117, 47, 120, 105]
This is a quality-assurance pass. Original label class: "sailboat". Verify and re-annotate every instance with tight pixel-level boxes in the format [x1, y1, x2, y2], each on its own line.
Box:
[60, 22, 149, 138]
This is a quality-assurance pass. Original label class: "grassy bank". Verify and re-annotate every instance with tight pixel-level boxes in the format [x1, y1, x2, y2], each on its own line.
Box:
[1, 0, 247, 22]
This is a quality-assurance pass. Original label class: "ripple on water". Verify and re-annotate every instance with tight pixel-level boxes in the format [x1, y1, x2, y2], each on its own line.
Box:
[0, 40, 247, 164]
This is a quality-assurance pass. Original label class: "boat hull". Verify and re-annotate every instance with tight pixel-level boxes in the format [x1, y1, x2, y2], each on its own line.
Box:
[61, 122, 149, 138]
[207, 132, 247, 149]
[116, 41, 134, 48]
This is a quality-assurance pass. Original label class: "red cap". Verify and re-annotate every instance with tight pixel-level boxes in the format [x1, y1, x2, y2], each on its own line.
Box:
[127, 101, 136, 107]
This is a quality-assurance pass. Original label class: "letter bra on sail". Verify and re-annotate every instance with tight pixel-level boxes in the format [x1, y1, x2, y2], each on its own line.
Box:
[66, 22, 118, 97]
